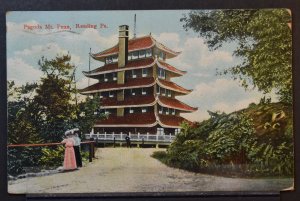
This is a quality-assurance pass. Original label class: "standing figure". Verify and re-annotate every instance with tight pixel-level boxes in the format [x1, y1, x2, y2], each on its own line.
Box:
[61, 133, 77, 171]
[72, 129, 82, 167]
[125, 134, 131, 148]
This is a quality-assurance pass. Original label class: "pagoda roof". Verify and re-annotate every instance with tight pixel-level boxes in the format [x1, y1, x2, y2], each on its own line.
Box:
[101, 95, 156, 109]
[100, 95, 197, 112]
[158, 96, 197, 112]
[157, 79, 192, 95]
[157, 60, 186, 76]
[79, 77, 155, 94]
[83, 58, 155, 77]
[91, 35, 181, 61]
[157, 114, 189, 128]
[93, 112, 190, 128]
[94, 112, 157, 127]
[83, 58, 185, 77]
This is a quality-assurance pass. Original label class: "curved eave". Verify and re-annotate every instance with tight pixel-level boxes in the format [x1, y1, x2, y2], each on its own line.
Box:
[156, 115, 189, 128]
[82, 59, 156, 77]
[156, 79, 192, 95]
[101, 96, 156, 109]
[154, 44, 181, 59]
[157, 97, 198, 112]
[79, 78, 155, 95]
[90, 35, 181, 60]
[156, 60, 186, 76]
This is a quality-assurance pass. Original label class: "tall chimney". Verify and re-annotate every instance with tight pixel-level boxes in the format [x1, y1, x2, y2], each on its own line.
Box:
[118, 25, 129, 68]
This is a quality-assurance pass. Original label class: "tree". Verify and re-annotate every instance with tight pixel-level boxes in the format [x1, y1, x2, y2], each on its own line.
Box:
[34, 55, 76, 142]
[181, 9, 292, 104]
[7, 81, 42, 144]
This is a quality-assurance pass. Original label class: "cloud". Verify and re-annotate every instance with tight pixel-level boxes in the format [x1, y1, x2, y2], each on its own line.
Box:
[62, 28, 118, 51]
[152, 32, 181, 50]
[76, 77, 98, 90]
[14, 42, 82, 66]
[178, 78, 267, 122]
[7, 57, 43, 85]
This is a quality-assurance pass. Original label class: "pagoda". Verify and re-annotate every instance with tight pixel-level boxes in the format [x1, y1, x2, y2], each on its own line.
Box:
[80, 25, 197, 135]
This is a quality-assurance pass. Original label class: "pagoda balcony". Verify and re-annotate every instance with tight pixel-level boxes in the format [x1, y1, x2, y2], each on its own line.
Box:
[84, 132, 176, 145]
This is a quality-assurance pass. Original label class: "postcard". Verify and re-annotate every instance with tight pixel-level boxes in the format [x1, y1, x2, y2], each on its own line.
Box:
[7, 10, 293, 194]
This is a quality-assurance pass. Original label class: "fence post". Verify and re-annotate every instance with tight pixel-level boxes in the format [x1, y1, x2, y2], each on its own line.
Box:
[89, 142, 93, 162]
[121, 132, 123, 140]
[92, 142, 95, 158]
[147, 132, 149, 141]
[169, 133, 171, 142]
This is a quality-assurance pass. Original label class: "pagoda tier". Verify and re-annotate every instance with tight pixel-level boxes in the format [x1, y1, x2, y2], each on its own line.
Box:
[83, 58, 186, 78]
[101, 95, 156, 108]
[80, 77, 155, 94]
[157, 79, 192, 95]
[91, 35, 181, 61]
[100, 95, 197, 112]
[80, 78, 192, 95]
[157, 96, 197, 112]
[94, 112, 190, 128]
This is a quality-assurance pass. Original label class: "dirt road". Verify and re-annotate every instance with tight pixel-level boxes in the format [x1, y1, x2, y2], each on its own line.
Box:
[8, 148, 293, 193]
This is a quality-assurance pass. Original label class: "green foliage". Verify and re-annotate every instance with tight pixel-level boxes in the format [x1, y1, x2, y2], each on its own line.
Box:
[39, 146, 65, 168]
[160, 103, 293, 177]
[7, 54, 104, 176]
[8, 147, 43, 176]
[181, 9, 292, 104]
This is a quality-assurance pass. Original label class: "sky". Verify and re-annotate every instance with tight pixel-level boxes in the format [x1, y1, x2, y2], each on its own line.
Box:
[6, 10, 277, 122]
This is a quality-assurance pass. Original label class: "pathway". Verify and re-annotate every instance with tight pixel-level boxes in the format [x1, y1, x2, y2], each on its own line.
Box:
[8, 148, 293, 193]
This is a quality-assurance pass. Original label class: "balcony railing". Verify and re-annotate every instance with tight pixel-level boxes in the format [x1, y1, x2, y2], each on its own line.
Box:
[84, 132, 176, 143]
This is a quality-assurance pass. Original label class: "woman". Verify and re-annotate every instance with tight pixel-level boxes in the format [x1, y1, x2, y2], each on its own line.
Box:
[61, 132, 77, 171]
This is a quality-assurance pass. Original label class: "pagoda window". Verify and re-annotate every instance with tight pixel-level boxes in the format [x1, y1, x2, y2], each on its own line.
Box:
[158, 67, 166, 79]
[142, 68, 148, 77]
[157, 127, 164, 135]
[139, 50, 146, 58]
[104, 74, 108, 82]
[146, 49, 152, 57]
[128, 52, 132, 60]
[167, 89, 172, 97]
[113, 72, 117, 81]
[112, 55, 118, 63]
[175, 128, 181, 135]
[158, 106, 163, 114]
[156, 85, 160, 95]
[109, 91, 114, 98]
[158, 51, 165, 60]
[106, 56, 113, 64]
[131, 88, 136, 96]
[142, 88, 147, 95]
[129, 107, 134, 114]
[132, 70, 137, 78]
[166, 108, 170, 115]
[99, 92, 103, 99]
[161, 88, 166, 96]
[172, 108, 175, 115]
[142, 107, 147, 113]
[132, 51, 139, 60]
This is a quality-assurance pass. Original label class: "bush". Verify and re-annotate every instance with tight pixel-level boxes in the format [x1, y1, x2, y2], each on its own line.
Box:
[39, 146, 65, 168]
[160, 108, 294, 177]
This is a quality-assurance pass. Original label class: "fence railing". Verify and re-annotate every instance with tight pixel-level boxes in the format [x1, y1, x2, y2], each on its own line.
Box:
[84, 132, 176, 143]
